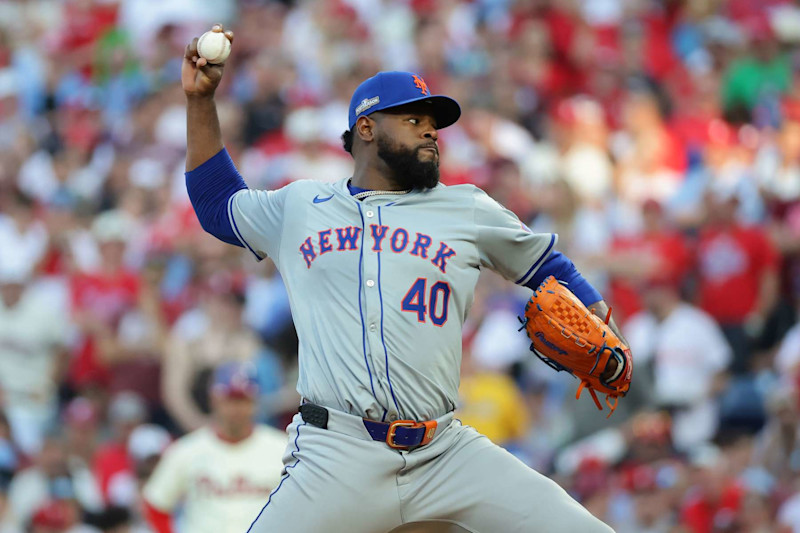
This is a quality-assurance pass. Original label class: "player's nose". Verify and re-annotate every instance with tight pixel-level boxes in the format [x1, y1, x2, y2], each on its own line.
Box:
[422, 126, 438, 141]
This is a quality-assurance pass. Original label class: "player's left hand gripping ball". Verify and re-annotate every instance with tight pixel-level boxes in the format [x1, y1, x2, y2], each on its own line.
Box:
[522, 276, 633, 416]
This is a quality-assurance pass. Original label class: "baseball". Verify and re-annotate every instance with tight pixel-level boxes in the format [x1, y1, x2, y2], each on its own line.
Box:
[197, 30, 231, 64]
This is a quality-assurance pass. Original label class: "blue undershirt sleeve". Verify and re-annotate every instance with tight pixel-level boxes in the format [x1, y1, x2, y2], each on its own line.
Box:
[523, 251, 603, 306]
[185, 148, 248, 247]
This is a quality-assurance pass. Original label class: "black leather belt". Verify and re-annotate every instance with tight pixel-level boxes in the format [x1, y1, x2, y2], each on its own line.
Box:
[299, 403, 438, 450]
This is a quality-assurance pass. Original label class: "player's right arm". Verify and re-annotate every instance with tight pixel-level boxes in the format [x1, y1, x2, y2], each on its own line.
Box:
[182, 24, 233, 171]
[142, 500, 175, 533]
[142, 440, 188, 533]
[182, 25, 288, 261]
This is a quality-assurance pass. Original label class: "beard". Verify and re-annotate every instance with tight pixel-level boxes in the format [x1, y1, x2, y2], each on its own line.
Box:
[376, 132, 440, 190]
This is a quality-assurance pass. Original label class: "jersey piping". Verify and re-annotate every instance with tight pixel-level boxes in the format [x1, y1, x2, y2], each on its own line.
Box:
[245, 422, 306, 533]
[515, 233, 556, 285]
[378, 206, 402, 417]
[228, 193, 262, 260]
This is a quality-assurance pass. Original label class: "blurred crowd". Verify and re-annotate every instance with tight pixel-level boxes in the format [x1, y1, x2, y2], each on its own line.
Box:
[1, 0, 800, 531]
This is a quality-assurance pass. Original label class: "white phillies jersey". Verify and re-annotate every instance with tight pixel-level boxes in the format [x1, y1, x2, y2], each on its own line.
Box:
[143, 425, 287, 533]
[228, 178, 555, 422]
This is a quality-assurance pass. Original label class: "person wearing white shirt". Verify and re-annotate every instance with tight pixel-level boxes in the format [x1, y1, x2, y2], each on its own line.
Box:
[0, 259, 70, 456]
[625, 280, 732, 451]
[0, 190, 48, 273]
[6, 434, 103, 530]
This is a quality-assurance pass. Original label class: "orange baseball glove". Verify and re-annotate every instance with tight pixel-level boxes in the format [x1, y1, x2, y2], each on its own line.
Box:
[522, 276, 633, 416]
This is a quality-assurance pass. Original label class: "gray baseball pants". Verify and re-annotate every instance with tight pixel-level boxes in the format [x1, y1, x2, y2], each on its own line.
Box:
[247, 407, 614, 533]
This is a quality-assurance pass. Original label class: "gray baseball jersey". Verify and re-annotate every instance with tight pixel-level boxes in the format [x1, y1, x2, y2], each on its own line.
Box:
[228, 177, 614, 532]
[228, 177, 556, 422]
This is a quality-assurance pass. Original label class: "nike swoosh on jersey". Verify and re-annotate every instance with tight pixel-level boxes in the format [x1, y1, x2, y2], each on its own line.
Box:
[313, 194, 335, 204]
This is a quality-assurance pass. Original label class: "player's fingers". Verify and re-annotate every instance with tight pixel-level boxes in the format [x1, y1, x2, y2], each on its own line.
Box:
[183, 44, 200, 69]
[196, 57, 208, 68]
[211, 23, 224, 33]
[186, 37, 199, 59]
[224, 30, 234, 43]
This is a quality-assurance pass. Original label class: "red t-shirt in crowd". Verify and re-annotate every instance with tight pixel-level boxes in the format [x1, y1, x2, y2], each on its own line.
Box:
[94, 441, 133, 504]
[609, 230, 692, 324]
[697, 225, 780, 324]
[68, 269, 142, 388]
[60, 2, 119, 52]
[680, 483, 744, 533]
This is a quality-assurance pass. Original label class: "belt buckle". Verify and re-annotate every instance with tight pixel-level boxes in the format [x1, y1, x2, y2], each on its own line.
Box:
[385, 419, 438, 449]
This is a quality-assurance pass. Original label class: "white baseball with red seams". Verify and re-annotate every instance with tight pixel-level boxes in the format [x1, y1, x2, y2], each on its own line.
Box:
[197, 30, 231, 64]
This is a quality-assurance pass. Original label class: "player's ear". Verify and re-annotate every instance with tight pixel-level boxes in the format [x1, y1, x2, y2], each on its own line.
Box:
[355, 116, 375, 143]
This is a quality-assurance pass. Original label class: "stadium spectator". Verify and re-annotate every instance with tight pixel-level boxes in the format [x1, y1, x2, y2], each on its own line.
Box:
[27, 499, 87, 533]
[555, 95, 614, 205]
[456, 347, 531, 447]
[67, 209, 143, 396]
[530, 179, 611, 292]
[606, 198, 692, 325]
[695, 183, 781, 374]
[161, 272, 265, 432]
[0, 188, 49, 271]
[613, 80, 687, 206]
[93, 391, 148, 506]
[62, 397, 101, 473]
[679, 444, 744, 533]
[0, 251, 70, 456]
[624, 274, 732, 451]
[721, 14, 791, 125]
[6, 433, 102, 530]
[104, 422, 171, 532]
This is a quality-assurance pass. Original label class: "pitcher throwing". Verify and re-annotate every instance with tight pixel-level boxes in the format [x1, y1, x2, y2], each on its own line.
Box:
[182, 24, 624, 533]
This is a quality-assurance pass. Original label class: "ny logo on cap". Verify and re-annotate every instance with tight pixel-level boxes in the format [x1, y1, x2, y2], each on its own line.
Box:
[412, 74, 430, 96]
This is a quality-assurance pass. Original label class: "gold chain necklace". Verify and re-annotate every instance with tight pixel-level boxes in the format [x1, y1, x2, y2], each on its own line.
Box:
[353, 188, 411, 200]
[349, 179, 411, 200]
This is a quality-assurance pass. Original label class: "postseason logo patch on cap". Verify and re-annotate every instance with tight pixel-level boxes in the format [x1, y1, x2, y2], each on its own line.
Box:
[355, 96, 380, 116]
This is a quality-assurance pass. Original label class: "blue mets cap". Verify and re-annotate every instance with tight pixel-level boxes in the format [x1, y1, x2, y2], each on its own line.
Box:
[348, 71, 461, 130]
[211, 361, 259, 398]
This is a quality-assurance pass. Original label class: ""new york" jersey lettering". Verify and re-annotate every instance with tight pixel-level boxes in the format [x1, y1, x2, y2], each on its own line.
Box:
[299, 225, 456, 273]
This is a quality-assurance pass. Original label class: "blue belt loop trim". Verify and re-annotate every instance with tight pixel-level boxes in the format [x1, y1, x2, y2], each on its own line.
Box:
[378, 207, 402, 416]
[246, 421, 306, 532]
[515, 233, 556, 284]
[356, 204, 378, 401]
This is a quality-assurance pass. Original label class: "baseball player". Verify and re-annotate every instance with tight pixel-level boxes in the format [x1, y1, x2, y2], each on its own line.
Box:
[141, 361, 287, 533]
[182, 25, 622, 532]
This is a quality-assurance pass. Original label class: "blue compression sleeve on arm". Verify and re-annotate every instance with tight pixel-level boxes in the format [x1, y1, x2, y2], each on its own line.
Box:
[524, 251, 603, 306]
[186, 148, 247, 247]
